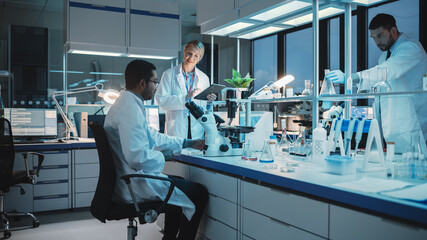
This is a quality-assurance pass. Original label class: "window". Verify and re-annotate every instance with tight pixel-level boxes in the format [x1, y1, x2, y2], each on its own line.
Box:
[286, 27, 313, 93]
[368, 0, 419, 68]
[253, 35, 277, 92]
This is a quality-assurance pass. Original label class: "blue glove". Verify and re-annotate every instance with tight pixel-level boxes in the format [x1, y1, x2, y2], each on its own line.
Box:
[325, 70, 345, 84]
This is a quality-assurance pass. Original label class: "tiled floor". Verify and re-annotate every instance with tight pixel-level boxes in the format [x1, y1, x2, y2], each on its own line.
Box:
[1, 210, 164, 240]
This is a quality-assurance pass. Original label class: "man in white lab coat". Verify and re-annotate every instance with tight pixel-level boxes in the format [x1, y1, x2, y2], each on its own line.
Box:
[104, 60, 208, 240]
[155, 40, 216, 139]
[326, 13, 427, 153]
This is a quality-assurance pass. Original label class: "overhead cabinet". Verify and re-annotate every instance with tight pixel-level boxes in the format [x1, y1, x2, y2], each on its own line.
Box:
[65, 0, 180, 57]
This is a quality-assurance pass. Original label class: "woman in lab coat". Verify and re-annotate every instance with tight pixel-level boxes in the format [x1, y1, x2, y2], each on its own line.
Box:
[105, 60, 208, 240]
[155, 40, 215, 139]
[326, 14, 427, 153]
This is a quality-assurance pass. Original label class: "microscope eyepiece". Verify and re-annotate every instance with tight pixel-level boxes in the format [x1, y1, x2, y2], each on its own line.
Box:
[185, 100, 204, 119]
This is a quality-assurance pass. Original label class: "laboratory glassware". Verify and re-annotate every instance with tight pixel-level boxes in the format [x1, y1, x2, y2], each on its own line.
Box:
[302, 80, 313, 96]
[372, 67, 392, 93]
[259, 139, 274, 163]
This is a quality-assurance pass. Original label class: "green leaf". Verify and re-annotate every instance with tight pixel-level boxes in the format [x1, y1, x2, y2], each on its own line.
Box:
[232, 69, 241, 79]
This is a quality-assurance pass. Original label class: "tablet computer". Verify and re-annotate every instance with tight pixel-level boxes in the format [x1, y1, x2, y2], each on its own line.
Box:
[194, 83, 226, 100]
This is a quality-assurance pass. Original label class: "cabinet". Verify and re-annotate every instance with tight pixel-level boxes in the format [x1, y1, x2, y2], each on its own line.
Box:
[33, 151, 71, 212]
[72, 149, 99, 208]
[65, 0, 180, 57]
[189, 166, 239, 239]
[330, 205, 427, 240]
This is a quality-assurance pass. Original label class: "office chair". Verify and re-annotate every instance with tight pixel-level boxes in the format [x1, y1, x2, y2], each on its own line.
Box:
[0, 118, 44, 239]
[89, 122, 175, 240]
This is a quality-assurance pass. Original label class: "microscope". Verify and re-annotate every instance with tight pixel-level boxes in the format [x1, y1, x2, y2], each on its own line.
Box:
[185, 97, 254, 157]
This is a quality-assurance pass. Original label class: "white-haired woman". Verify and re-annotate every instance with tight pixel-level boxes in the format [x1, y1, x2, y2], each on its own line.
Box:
[155, 40, 216, 139]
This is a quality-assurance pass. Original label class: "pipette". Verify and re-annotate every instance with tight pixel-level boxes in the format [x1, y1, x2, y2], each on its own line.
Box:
[327, 118, 338, 154]
[333, 118, 343, 149]
[354, 116, 366, 155]
[345, 117, 357, 156]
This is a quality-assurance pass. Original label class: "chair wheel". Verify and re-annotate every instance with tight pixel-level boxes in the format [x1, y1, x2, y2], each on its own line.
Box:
[4, 230, 11, 239]
[33, 220, 40, 228]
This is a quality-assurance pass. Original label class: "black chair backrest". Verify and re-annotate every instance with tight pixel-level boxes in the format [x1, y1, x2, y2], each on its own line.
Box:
[0, 118, 15, 190]
[89, 122, 116, 223]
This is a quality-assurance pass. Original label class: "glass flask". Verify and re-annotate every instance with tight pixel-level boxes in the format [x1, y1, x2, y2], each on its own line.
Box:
[242, 139, 258, 162]
[372, 67, 392, 93]
[259, 139, 274, 163]
[302, 80, 313, 96]
[278, 132, 291, 158]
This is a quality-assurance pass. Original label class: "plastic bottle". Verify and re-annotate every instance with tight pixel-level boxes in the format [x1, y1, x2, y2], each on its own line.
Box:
[268, 135, 278, 156]
[312, 123, 327, 163]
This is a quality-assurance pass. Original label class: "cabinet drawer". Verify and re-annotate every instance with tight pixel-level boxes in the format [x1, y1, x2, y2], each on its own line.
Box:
[75, 163, 99, 178]
[75, 178, 98, 193]
[75, 192, 95, 208]
[242, 208, 325, 240]
[190, 166, 238, 203]
[34, 195, 69, 212]
[34, 151, 69, 166]
[330, 205, 427, 240]
[163, 161, 190, 179]
[34, 182, 69, 196]
[206, 194, 237, 229]
[74, 149, 99, 164]
[198, 215, 237, 240]
[242, 181, 329, 238]
[37, 166, 69, 181]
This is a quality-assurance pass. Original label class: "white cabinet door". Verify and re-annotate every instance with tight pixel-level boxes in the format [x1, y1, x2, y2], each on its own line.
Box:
[242, 208, 326, 240]
[330, 205, 427, 240]
[162, 161, 190, 179]
[67, 0, 126, 46]
[197, 0, 236, 25]
[198, 215, 238, 240]
[242, 181, 329, 238]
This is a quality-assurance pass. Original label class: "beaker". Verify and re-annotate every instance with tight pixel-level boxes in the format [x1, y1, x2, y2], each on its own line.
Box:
[259, 139, 274, 163]
[372, 67, 391, 93]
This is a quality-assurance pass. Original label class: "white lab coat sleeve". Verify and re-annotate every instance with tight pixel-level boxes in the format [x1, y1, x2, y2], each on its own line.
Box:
[148, 126, 184, 154]
[358, 41, 424, 90]
[155, 70, 187, 111]
[116, 108, 165, 173]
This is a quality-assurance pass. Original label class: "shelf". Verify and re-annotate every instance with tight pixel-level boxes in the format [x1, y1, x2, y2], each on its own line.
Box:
[318, 91, 427, 101]
[251, 96, 312, 103]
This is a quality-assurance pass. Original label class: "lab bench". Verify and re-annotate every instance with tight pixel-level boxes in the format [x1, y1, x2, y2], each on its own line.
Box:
[167, 154, 427, 240]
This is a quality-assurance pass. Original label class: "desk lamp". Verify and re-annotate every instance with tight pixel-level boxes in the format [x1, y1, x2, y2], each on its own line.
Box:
[51, 83, 119, 139]
[249, 75, 295, 99]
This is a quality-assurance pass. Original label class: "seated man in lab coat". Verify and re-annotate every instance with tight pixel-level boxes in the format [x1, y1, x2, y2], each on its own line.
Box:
[104, 59, 208, 240]
[326, 13, 427, 153]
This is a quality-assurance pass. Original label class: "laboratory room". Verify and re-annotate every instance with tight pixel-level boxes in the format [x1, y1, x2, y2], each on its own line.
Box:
[1, 0, 427, 239]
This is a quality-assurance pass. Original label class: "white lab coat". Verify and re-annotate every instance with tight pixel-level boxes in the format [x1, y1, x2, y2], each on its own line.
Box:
[358, 33, 427, 153]
[104, 90, 195, 220]
[155, 63, 210, 139]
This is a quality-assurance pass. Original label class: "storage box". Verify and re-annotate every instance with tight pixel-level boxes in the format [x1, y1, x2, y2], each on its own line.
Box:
[325, 155, 356, 175]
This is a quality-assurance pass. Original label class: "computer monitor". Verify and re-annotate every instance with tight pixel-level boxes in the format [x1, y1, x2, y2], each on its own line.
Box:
[145, 105, 160, 131]
[3, 108, 57, 138]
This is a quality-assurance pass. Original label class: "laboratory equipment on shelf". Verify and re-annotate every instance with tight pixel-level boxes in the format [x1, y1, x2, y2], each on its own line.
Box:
[301, 80, 313, 96]
[249, 75, 294, 99]
[372, 67, 392, 93]
[320, 69, 336, 109]
[185, 100, 254, 157]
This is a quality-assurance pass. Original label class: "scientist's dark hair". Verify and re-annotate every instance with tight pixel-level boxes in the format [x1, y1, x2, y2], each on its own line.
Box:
[125, 60, 156, 89]
[369, 13, 397, 31]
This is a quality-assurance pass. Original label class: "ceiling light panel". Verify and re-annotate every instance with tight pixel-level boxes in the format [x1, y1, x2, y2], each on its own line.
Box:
[250, 1, 312, 21]
[282, 7, 344, 26]
[237, 26, 285, 39]
[208, 22, 255, 36]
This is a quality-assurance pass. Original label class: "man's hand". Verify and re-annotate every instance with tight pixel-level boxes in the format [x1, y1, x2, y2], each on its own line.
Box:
[183, 139, 206, 150]
[186, 88, 202, 100]
[325, 70, 345, 84]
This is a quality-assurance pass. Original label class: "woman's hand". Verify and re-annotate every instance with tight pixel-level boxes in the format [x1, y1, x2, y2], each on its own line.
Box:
[206, 93, 217, 103]
[186, 88, 202, 100]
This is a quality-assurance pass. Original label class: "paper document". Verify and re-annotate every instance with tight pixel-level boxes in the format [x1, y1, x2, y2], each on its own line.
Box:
[333, 177, 413, 193]
[381, 184, 427, 201]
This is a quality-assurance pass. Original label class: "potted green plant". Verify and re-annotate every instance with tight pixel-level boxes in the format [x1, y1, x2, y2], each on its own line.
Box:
[224, 69, 255, 89]
[224, 69, 255, 99]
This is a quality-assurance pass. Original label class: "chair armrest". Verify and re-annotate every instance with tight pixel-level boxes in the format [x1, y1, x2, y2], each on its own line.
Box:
[120, 174, 175, 223]
[21, 152, 45, 177]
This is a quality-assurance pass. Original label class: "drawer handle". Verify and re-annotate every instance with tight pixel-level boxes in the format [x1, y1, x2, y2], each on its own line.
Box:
[269, 217, 290, 227]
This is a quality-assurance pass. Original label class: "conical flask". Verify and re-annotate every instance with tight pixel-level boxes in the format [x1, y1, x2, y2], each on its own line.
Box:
[278, 132, 291, 157]
[259, 139, 274, 163]
[242, 139, 258, 161]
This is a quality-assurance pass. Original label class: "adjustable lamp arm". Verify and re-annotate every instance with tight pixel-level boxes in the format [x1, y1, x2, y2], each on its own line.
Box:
[51, 83, 104, 139]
